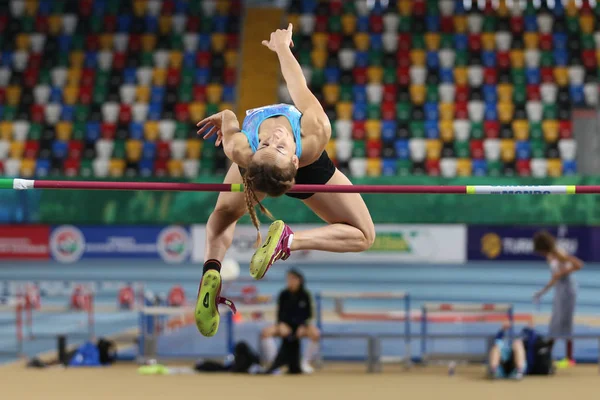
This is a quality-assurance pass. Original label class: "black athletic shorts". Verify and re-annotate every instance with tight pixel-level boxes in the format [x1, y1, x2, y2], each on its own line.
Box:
[238, 151, 336, 200]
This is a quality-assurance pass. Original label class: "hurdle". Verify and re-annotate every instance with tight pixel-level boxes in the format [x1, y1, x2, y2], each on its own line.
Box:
[315, 291, 411, 372]
[420, 303, 515, 364]
[0, 296, 24, 358]
[3, 178, 600, 194]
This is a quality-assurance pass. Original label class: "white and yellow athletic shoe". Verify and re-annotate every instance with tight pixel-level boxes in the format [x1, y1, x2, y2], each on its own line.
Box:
[249, 220, 294, 280]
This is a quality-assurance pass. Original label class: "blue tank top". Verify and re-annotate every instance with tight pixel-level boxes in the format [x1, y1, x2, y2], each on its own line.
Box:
[241, 104, 303, 158]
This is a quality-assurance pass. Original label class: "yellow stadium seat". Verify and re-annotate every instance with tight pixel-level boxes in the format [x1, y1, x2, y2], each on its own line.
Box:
[323, 84, 340, 105]
[286, 14, 300, 29]
[136, 86, 151, 103]
[206, 84, 223, 104]
[410, 50, 426, 67]
[48, 15, 62, 34]
[169, 51, 183, 68]
[99, 34, 113, 50]
[20, 159, 35, 177]
[142, 34, 157, 51]
[524, 33, 539, 49]
[212, 33, 227, 53]
[25, 0, 39, 16]
[9, 141, 25, 159]
[152, 68, 167, 86]
[510, 50, 525, 68]
[367, 158, 382, 177]
[596, 50, 600, 66]
[0, 122, 12, 140]
[336, 102, 353, 120]
[63, 86, 79, 105]
[410, 84, 426, 105]
[543, 120, 559, 143]
[311, 49, 327, 69]
[497, 84, 513, 103]
[367, 67, 384, 83]
[425, 33, 440, 50]
[16, 34, 29, 51]
[398, 0, 412, 16]
[67, 68, 82, 86]
[325, 139, 336, 160]
[565, 0, 578, 16]
[159, 16, 172, 35]
[126, 140, 143, 162]
[454, 16, 468, 33]
[144, 121, 160, 141]
[481, 33, 496, 51]
[225, 50, 238, 68]
[109, 159, 126, 177]
[554, 68, 568, 86]
[439, 120, 454, 142]
[341, 15, 357, 35]
[439, 103, 454, 121]
[69, 51, 84, 68]
[56, 122, 73, 141]
[580, 15, 595, 34]
[6, 86, 21, 106]
[454, 67, 468, 85]
[168, 160, 184, 177]
[547, 159, 562, 177]
[189, 102, 207, 122]
[186, 139, 202, 159]
[366, 120, 382, 140]
[354, 33, 370, 51]
[312, 33, 328, 50]
[497, 0, 510, 16]
[500, 139, 515, 162]
[216, 0, 230, 14]
[133, 0, 147, 16]
[456, 159, 472, 176]
[512, 120, 529, 141]
[498, 102, 515, 124]
[426, 139, 442, 160]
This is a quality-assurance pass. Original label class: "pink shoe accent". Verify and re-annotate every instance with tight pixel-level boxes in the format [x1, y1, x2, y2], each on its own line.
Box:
[266, 225, 294, 271]
[198, 273, 237, 315]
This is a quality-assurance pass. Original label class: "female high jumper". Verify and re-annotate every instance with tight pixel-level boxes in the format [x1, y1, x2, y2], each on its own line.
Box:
[194, 24, 375, 337]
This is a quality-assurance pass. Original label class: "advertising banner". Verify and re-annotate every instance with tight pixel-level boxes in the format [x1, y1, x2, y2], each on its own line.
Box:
[50, 225, 191, 263]
[0, 225, 50, 260]
[192, 224, 467, 264]
[467, 225, 591, 261]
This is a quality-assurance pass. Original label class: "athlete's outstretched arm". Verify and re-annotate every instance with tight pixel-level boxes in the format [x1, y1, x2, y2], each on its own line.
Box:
[197, 110, 252, 167]
[262, 24, 331, 148]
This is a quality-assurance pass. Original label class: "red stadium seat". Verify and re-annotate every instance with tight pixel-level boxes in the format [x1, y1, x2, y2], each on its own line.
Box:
[510, 16, 524, 34]
[23, 68, 39, 88]
[112, 52, 127, 70]
[483, 67, 498, 85]
[352, 121, 366, 140]
[328, 34, 343, 53]
[484, 121, 500, 138]
[468, 34, 482, 52]
[455, 101, 469, 119]
[383, 84, 398, 102]
[224, 68, 237, 85]
[413, 0, 426, 16]
[119, 104, 132, 124]
[79, 85, 93, 105]
[582, 50, 597, 69]
[559, 120, 573, 139]
[516, 159, 531, 177]
[24, 140, 40, 159]
[397, 50, 411, 68]
[30, 104, 45, 123]
[68, 140, 84, 159]
[315, 15, 328, 32]
[370, 15, 384, 33]
[64, 159, 81, 176]
[455, 86, 469, 103]
[35, 16, 48, 33]
[155, 159, 168, 176]
[330, 0, 343, 14]
[226, 34, 239, 50]
[539, 34, 553, 51]
[174, 103, 189, 122]
[129, 34, 142, 52]
[28, 53, 42, 70]
[197, 52, 212, 68]
[187, 16, 201, 31]
[167, 68, 181, 87]
[470, 140, 484, 159]
[382, 101, 396, 120]
[540, 67, 554, 83]
[425, 159, 440, 176]
[397, 66, 410, 85]
[366, 139, 382, 158]
[398, 34, 412, 51]
[441, 16, 454, 33]
[81, 68, 95, 87]
[86, 34, 100, 51]
[193, 85, 207, 102]
[103, 16, 117, 32]
[157, 141, 171, 160]
[497, 51, 510, 69]
[353, 68, 368, 85]
[526, 84, 541, 101]
[101, 123, 117, 139]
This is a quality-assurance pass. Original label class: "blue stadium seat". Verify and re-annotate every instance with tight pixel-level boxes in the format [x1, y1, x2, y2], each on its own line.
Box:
[84, 52, 98, 69]
[117, 15, 132, 33]
[394, 139, 410, 159]
[424, 102, 439, 120]
[455, 0, 466, 13]
[175, 0, 189, 13]
[482, 51, 496, 68]
[52, 141, 69, 159]
[145, 16, 159, 33]
[139, 159, 154, 176]
[484, 102, 498, 121]
[525, 68, 541, 85]
[569, 85, 585, 107]
[35, 159, 51, 176]
[61, 105, 75, 122]
[1, 51, 13, 67]
[454, 35, 468, 51]
[198, 34, 212, 51]
[353, 85, 368, 103]
[222, 85, 236, 103]
[553, 49, 569, 67]
[148, 103, 163, 121]
[151, 87, 166, 103]
[562, 160, 577, 175]
[123, 68, 137, 84]
[352, 101, 368, 121]
[50, 87, 63, 103]
[426, 15, 440, 32]
[58, 35, 72, 52]
[483, 84, 497, 103]
[516, 141, 531, 160]
[195, 68, 211, 85]
[142, 142, 157, 160]
[39, 0, 52, 15]
[370, 34, 383, 51]
[129, 122, 144, 140]
[553, 33, 568, 50]
[426, 51, 440, 69]
[381, 121, 396, 142]
[382, 158, 397, 176]
[424, 120, 439, 139]
[472, 159, 487, 176]
[183, 52, 196, 68]
[92, 0, 107, 15]
[86, 122, 101, 142]
[325, 67, 341, 83]
[301, 0, 317, 13]
[214, 16, 229, 33]
[355, 52, 369, 68]
[524, 15, 538, 32]
[440, 68, 454, 83]
[357, 16, 370, 32]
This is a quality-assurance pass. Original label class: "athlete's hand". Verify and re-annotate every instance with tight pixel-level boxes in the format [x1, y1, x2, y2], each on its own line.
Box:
[262, 23, 294, 52]
[197, 112, 225, 146]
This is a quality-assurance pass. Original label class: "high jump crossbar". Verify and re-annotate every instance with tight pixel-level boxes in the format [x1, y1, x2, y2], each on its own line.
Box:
[2, 178, 599, 194]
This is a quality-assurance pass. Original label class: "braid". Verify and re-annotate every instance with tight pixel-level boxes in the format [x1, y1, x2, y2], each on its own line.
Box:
[242, 174, 262, 247]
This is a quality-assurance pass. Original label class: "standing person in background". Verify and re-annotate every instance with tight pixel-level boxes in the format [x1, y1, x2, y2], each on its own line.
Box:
[260, 269, 320, 373]
[533, 231, 583, 368]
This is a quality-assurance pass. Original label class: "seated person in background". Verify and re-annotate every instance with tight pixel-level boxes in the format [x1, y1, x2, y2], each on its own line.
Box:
[488, 323, 527, 380]
[261, 269, 320, 373]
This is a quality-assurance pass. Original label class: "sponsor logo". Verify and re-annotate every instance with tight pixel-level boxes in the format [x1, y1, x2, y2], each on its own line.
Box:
[499, 190, 551, 194]
[481, 233, 502, 259]
[50, 226, 85, 263]
[157, 226, 190, 263]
